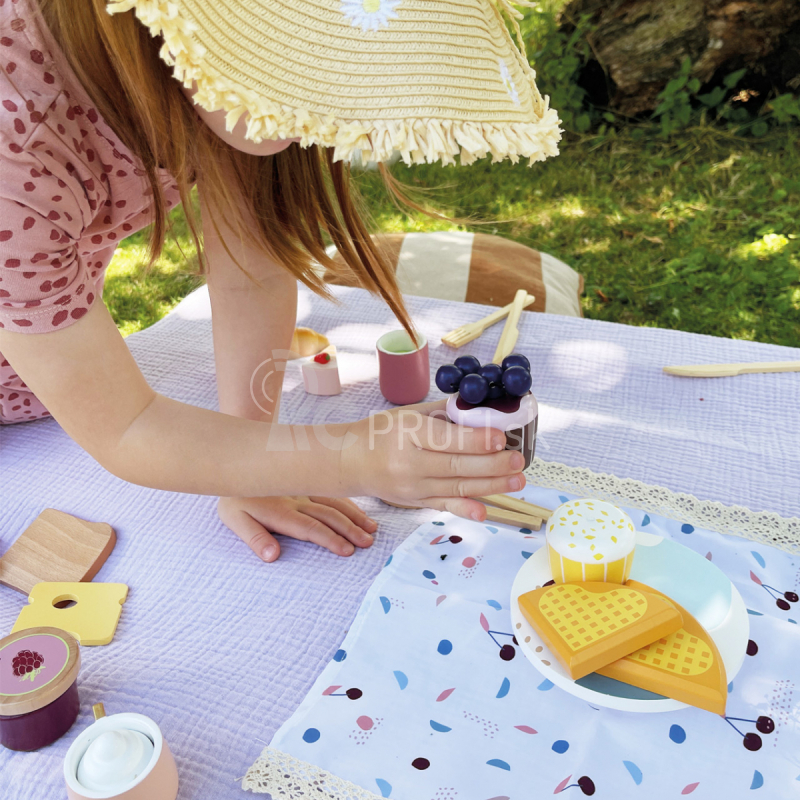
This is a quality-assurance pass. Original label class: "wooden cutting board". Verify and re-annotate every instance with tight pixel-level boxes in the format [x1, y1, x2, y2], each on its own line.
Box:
[0, 509, 116, 595]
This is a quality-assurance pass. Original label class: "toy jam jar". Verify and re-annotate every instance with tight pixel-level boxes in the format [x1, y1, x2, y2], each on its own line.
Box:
[0, 626, 80, 751]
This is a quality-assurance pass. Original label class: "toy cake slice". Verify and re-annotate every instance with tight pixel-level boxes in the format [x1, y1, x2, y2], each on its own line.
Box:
[596, 580, 728, 715]
[518, 582, 683, 680]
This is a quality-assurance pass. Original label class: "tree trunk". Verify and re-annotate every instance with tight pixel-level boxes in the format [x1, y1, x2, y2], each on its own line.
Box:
[560, 0, 800, 114]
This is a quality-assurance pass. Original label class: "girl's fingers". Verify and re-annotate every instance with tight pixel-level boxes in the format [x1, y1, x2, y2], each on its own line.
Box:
[271, 508, 356, 556]
[405, 412, 506, 454]
[415, 496, 489, 522]
[303, 502, 375, 549]
[219, 505, 282, 563]
[421, 448, 524, 479]
[419, 472, 527, 501]
[309, 496, 378, 534]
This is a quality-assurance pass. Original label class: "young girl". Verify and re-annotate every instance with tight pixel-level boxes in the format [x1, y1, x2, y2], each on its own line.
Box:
[0, 0, 559, 562]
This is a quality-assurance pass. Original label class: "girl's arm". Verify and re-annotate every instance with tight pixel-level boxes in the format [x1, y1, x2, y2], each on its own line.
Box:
[201, 193, 380, 561]
[0, 300, 524, 509]
[202, 195, 297, 424]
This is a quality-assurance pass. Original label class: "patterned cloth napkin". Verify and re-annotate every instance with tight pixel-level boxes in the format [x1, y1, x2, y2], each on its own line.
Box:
[246, 484, 800, 799]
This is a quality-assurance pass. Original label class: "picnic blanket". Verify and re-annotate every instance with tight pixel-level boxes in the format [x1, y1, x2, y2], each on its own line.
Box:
[1, 285, 798, 799]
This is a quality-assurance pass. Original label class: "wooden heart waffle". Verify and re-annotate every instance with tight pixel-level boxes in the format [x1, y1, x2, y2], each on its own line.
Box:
[629, 630, 714, 676]
[518, 582, 683, 680]
[538, 584, 648, 651]
[597, 580, 727, 714]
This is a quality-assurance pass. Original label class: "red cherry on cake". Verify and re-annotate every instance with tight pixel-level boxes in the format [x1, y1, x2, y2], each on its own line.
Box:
[313, 353, 331, 364]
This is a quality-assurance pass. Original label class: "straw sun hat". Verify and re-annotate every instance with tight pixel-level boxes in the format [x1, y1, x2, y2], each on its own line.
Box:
[107, 0, 561, 167]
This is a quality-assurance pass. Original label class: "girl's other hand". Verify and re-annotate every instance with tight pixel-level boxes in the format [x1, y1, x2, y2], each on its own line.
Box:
[218, 496, 378, 563]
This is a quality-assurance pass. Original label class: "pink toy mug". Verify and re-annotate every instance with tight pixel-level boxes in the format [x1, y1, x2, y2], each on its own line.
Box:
[376, 330, 430, 405]
[64, 708, 179, 800]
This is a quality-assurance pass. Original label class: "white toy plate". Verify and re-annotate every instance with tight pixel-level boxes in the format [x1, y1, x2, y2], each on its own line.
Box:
[509, 531, 749, 712]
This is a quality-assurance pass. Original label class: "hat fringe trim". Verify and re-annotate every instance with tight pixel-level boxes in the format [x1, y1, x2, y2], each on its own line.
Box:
[107, 0, 562, 167]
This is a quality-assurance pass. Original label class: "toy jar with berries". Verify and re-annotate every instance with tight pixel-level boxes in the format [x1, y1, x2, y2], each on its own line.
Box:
[0, 626, 80, 751]
[435, 354, 538, 468]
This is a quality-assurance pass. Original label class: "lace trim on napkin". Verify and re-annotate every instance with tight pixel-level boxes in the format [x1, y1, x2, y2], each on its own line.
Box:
[242, 747, 383, 799]
[243, 459, 800, 796]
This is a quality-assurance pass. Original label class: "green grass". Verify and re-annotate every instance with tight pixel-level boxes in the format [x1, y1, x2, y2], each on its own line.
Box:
[108, 126, 800, 346]
[105, 205, 202, 337]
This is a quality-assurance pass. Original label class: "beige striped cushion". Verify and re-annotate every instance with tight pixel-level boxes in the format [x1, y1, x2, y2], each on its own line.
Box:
[325, 232, 583, 317]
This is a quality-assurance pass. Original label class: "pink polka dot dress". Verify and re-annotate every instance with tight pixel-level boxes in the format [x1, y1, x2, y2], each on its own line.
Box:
[0, 0, 181, 423]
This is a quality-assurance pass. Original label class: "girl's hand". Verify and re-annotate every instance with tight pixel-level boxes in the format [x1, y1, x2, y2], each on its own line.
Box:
[343, 401, 526, 522]
[218, 495, 378, 562]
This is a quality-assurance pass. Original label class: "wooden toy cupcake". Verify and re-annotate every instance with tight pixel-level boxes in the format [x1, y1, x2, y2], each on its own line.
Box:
[436, 354, 538, 469]
[546, 499, 636, 584]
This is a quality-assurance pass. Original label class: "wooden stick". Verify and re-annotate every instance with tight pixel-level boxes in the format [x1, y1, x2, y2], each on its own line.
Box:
[382, 497, 545, 529]
[483, 506, 543, 530]
[492, 288, 527, 364]
[476, 494, 552, 520]
[663, 361, 800, 378]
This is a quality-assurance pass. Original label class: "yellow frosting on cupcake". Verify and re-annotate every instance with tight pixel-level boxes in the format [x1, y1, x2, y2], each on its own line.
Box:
[546, 498, 636, 584]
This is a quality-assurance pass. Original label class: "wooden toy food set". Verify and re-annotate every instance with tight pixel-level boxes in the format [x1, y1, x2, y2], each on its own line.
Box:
[0, 509, 116, 595]
[514, 498, 740, 716]
[12, 582, 129, 646]
[518, 582, 683, 680]
[597, 581, 728, 715]
[0, 509, 130, 766]
[436, 352, 538, 469]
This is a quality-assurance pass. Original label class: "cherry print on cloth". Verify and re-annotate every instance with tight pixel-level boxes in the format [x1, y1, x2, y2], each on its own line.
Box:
[0, 0, 182, 423]
[254, 500, 800, 800]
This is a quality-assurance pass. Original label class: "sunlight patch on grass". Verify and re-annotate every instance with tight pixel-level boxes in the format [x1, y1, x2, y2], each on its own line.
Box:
[574, 237, 611, 254]
[556, 197, 587, 218]
[736, 233, 790, 260]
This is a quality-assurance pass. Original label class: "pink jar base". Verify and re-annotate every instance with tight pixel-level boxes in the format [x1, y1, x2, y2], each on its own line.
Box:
[0, 680, 79, 751]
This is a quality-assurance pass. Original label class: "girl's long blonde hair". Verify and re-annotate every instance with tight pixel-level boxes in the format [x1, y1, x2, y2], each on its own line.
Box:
[37, 0, 415, 336]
